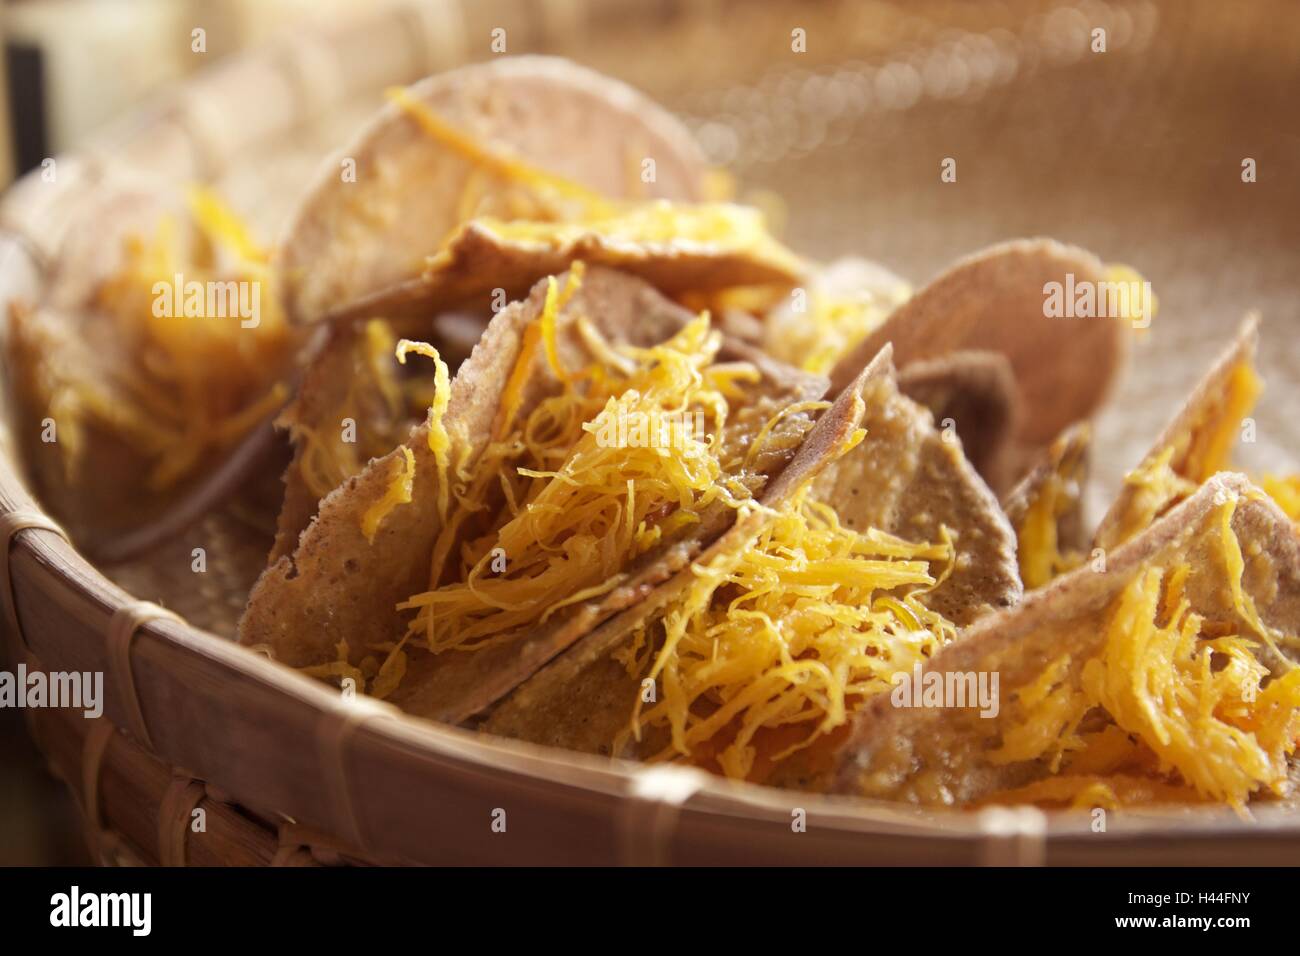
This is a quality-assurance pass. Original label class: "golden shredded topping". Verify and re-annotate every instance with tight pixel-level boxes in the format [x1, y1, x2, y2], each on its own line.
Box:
[991, 497, 1300, 813]
[385, 274, 766, 686]
[58, 186, 296, 489]
[616, 445, 958, 782]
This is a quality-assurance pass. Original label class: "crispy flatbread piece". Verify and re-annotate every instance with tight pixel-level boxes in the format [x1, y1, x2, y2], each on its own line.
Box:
[811, 358, 1022, 628]
[276, 56, 708, 324]
[270, 317, 464, 564]
[241, 268, 695, 664]
[241, 267, 826, 723]
[8, 300, 289, 630]
[897, 350, 1020, 497]
[45, 185, 177, 313]
[828, 239, 1128, 449]
[1093, 315, 1260, 552]
[6, 305, 143, 537]
[829, 474, 1300, 806]
[483, 347, 1023, 768]
[390, 321, 827, 725]
[272, 327, 364, 564]
[323, 211, 804, 324]
[481, 348, 892, 754]
[7, 182, 301, 565]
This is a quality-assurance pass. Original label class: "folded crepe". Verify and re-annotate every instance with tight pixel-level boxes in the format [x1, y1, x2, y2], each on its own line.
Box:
[6, 187, 298, 550]
[240, 267, 828, 723]
[830, 474, 1300, 812]
[1007, 316, 1270, 598]
[826, 239, 1136, 475]
[763, 258, 1024, 494]
[264, 51, 812, 562]
[847, 320, 1300, 813]
[482, 344, 1021, 787]
[328, 203, 806, 325]
[270, 316, 474, 564]
[1094, 315, 1259, 552]
[276, 55, 801, 327]
[896, 350, 1021, 497]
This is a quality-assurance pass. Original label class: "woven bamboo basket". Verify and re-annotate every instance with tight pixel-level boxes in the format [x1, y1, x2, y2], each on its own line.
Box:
[3, 0, 1300, 866]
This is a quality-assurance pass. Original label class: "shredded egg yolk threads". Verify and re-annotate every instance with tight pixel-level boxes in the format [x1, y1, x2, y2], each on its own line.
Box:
[462, 201, 805, 278]
[765, 286, 910, 376]
[88, 186, 294, 490]
[397, 277, 760, 659]
[1098, 447, 1198, 553]
[1015, 477, 1081, 590]
[394, 338, 453, 522]
[387, 86, 801, 284]
[1079, 561, 1294, 812]
[618, 461, 958, 782]
[386, 86, 615, 224]
[990, 497, 1300, 813]
[360, 447, 417, 545]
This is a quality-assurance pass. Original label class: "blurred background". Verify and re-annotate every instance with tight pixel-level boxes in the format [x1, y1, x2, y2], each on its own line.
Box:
[1, 0, 1298, 864]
